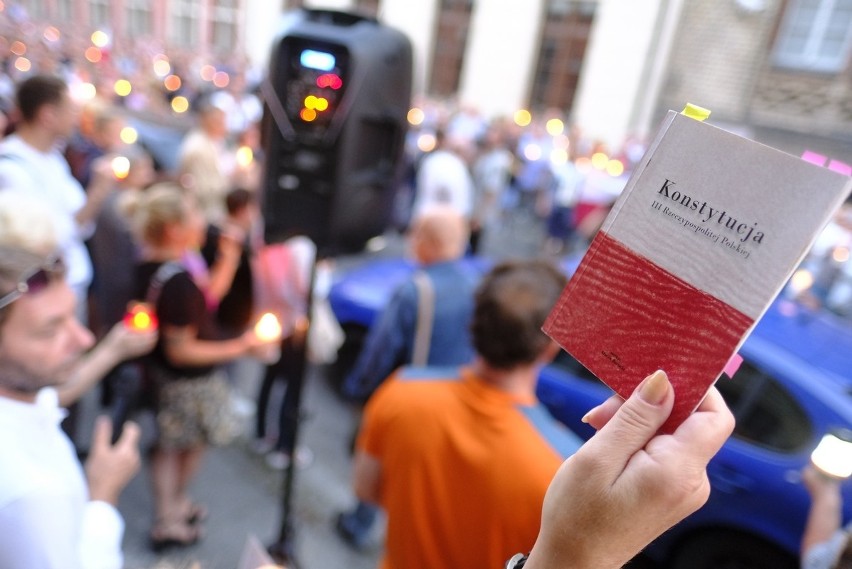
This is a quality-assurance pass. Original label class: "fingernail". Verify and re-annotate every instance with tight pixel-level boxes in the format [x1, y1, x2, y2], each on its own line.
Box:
[581, 410, 592, 424]
[639, 370, 669, 405]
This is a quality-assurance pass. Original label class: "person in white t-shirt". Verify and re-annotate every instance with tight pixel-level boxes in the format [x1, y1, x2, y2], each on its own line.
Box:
[0, 74, 116, 318]
[412, 129, 474, 221]
[178, 99, 239, 222]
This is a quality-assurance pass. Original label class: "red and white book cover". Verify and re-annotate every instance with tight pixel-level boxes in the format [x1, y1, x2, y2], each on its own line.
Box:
[543, 110, 852, 432]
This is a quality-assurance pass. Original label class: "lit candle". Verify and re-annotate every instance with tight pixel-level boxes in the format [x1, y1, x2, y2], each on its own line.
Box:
[254, 312, 282, 342]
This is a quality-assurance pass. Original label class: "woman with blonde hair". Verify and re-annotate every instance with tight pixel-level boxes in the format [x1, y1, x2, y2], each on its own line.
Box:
[125, 183, 274, 550]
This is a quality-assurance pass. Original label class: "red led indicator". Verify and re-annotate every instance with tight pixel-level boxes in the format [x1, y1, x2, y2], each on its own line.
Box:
[316, 73, 343, 90]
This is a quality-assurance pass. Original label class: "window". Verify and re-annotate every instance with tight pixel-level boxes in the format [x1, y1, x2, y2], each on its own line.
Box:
[17, 0, 46, 19]
[428, 0, 473, 98]
[716, 360, 812, 453]
[773, 0, 852, 73]
[57, 0, 73, 20]
[529, 0, 595, 113]
[211, 0, 240, 53]
[89, 0, 110, 28]
[171, 1, 201, 49]
[127, 0, 152, 37]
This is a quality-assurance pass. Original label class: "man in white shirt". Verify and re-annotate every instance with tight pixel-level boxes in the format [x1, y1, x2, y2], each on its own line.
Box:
[0, 245, 141, 569]
[0, 74, 115, 317]
[178, 100, 238, 222]
[412, 129, 474, 221]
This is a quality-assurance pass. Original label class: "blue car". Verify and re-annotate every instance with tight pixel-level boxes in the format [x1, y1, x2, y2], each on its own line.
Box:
[327, 254, 852, 569]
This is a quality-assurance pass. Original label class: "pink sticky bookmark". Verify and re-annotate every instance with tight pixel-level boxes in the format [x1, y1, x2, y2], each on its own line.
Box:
[828, 160, 852, 176]
[722, 353, 744, 379]
[801, 151, 827, 167]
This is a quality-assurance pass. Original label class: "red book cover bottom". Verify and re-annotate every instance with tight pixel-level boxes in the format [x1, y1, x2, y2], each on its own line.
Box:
[544, 231, 754, 432]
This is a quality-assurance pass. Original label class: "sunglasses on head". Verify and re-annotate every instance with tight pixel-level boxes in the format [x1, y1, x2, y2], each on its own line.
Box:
[0, 256, 66, 311]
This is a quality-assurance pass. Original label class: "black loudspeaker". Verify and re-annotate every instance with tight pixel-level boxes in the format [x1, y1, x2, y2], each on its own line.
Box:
[260, 9, 413, 255]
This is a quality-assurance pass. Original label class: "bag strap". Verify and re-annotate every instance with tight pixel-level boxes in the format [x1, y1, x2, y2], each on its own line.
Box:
[146, 261, 187, 307]
[412, 270, 435, 367]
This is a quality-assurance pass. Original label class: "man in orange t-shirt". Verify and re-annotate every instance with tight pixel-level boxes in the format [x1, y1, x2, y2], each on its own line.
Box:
[353, 260, 582, 569]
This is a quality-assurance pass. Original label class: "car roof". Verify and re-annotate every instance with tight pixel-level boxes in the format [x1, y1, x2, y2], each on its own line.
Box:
[329, 253, 852, 398]
[328, 256, 491, 326]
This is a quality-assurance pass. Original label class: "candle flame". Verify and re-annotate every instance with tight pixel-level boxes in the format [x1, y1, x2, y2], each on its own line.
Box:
[112, 156, 130, 179]
[254, 313, 282, 342]
[124, 303, 157, 332]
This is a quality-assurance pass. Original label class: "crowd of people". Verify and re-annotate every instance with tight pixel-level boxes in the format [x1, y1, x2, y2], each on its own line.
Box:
[0, 6, 285, 555]
[0, 10, 849, 569]
[0, 3, 262, 126]
[396, 97, 640, 258]
[0, 227, 738, 569]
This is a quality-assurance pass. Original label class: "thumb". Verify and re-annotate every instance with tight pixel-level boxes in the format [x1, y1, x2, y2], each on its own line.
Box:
[580, 370, 674, 480]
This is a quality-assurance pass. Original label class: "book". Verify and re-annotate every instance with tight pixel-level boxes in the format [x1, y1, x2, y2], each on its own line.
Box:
[543, 108, 852, 432]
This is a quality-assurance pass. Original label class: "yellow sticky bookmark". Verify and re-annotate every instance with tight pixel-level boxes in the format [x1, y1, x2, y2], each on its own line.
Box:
[681, 103, 711, 121]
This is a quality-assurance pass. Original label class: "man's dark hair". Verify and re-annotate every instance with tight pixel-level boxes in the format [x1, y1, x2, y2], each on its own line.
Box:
[15, 74, 68, 123]
[225, 187, 254, 216]
[471, 259, 567, 369]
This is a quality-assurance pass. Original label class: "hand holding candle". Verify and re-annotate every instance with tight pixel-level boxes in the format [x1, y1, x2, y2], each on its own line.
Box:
[105, 311, 157, 363]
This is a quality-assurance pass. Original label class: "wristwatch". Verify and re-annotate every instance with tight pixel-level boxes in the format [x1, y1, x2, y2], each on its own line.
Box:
[505, 553, 528, 568]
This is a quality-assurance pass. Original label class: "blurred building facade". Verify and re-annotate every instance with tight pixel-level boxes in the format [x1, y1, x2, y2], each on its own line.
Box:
[656, 0, 852, 149]
[13, 0, 852, 156]
[281, 0, 851, 155]
[17, 0, 248, 56]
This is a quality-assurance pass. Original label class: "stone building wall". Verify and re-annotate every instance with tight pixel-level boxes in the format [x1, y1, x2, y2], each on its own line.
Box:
[656, 0, 781, 123]
[658, 0, 851, 142]
[750, 62, 852, 139]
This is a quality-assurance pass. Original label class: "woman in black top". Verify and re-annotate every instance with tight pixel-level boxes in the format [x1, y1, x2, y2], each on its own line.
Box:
[127, 183, 272, 550]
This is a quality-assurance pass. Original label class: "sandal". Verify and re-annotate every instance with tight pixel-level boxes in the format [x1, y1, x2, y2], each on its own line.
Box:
[149, 519, 202, 552]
